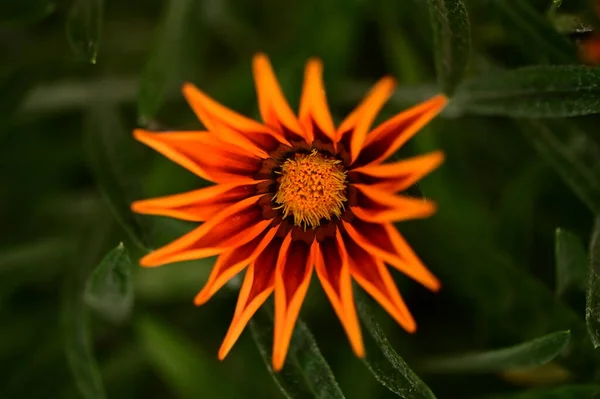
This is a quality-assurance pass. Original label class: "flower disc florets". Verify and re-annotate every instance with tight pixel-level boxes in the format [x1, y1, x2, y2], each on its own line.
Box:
[273, 149, 347, 228]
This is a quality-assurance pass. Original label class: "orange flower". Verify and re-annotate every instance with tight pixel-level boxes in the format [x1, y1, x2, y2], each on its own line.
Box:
[132, 53, 447, 371]
[580, 32, 600, 65]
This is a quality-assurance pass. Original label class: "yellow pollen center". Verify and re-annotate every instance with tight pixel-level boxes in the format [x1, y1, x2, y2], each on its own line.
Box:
[273, 150, 347, 228]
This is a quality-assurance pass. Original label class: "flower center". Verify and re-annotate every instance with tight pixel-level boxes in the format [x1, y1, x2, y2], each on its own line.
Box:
[273, 150, 347, 228]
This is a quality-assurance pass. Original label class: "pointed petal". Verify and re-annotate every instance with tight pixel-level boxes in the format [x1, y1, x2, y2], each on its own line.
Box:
[194, 226, 278, 305]
[350, 151, 445, 193]
[298, 58, 335, 144]
[343, 231, 416, 332]
[342, 219, 440, 291]
[354, 94, 448, 167]
[139, 195, 270, 267]
[133, 129, 261, 184]
[272, 237, 315, 371]
[132, 183, 257, 222]
[336, 77, 396, 159]
[315, 230, 364, 358]
[351, 184, 437, 223]
[182, 83, 289, 154]
[218, 236, 282, 359]
[252, 53, 308, 142]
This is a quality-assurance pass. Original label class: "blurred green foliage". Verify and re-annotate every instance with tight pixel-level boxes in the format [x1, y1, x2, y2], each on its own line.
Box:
[3, 0, 600, 398]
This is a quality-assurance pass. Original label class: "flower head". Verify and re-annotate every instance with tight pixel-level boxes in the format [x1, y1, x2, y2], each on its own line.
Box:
[132, 53, 447, 370]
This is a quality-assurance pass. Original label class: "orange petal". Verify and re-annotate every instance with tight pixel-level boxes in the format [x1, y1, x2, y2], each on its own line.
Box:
[252, 53, 308, 142]
[343, 231, 416, 332]
[315, 230, 365, 358]
[139, 195, 270, 267]
[272, 237, 315, 371]
[342, 219, 440, 291]
[132, 183, 257, 222]
[351, 184, 437, 223]
[194, 226, 277, 306]
[134, 129, 261, 184]
[218, 236, 283, 360]
[580, 33, 600, 65]
[299, 58, 336, 144]
[336, 77, 396, 159]
[354, 94, 448, 167]
[182, 83, 289, 154]
[350, 151, 445, 193]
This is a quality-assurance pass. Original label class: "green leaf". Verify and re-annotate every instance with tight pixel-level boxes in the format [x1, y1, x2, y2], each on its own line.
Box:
[454, 66, 600, 117]
[249, 307, 345, 399]
[135, 315, 237, 399]
[137, 0, 194, 122]
[421, 331, 570, 373]
[552, 14, 594, 34]
[521, 120, 600, 215]
[84, 103, 150, 251]
[479, 384, 600, 399]
[67, 0, 104, 63]
[586, 217, 600, 348]
[356, 293, 436, 399]
[62, 255, 106, 399]
[555, 228, 588, 297]
[426, 0, 471, 95]
[491, 0, 575, 63]
[0, 70, 33, 126]
[0, 0, 55, 25]
[84, 243, 134, 324]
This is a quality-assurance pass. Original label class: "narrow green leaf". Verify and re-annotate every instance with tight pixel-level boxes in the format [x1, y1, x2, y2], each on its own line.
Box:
[135, 315, 237, 399]
[356, 293, 436, 399]
[137, 0, 194, 122]
[454, 66, 600, 117]
[555, 228, 588, 297]
[249, 307, 345, 399]
[479, 384, 600, 399]
[0, 0, 55, 25]
[67, 0, 104, 63]
[491, 0, 575, 63]
[586, 217, 600, 348]
[522, 120, 600, 215]
[0, 70, 32, 126]
[422, 331, 570, 373]
[547, 0, 562, 16]
[84, 103, 150, 251]
[552, 14, 594, 34]
[63, 298, 106, 399]
[426, 0, 471, 95]
[62, 255, 106, 399]
[84, 243, 134, 324]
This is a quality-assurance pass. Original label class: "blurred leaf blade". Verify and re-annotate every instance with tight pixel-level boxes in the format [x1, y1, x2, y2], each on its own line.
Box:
[479, 384, 600, 399]
[135, 315, 236, 399]
[455, 66, 600, 117]
[0, 0, 55, 25]
[522, 120, 600, 215]
[249, 307, 345, 399]
[85, 103, 150, 251]
[555, 228, 587, 297]
[66, 0, 104, 63]
[586, 217, 600, 348]
[356, 292, 436, 399]
[84, 242, 134, 324]
[491, 0, 575, 63]
[137, 0, 194, 122]
[422, 331, 570, 373]
[426, 0, 471, 95]
[62, 246, 106, 399]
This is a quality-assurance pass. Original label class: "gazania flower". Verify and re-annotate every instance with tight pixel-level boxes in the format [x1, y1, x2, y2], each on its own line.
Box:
[580, 32, 600, 65]
[132, 53, 447, 370]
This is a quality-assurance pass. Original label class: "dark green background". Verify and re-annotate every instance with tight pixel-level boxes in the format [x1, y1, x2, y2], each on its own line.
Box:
[3, 0, 600, 398]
